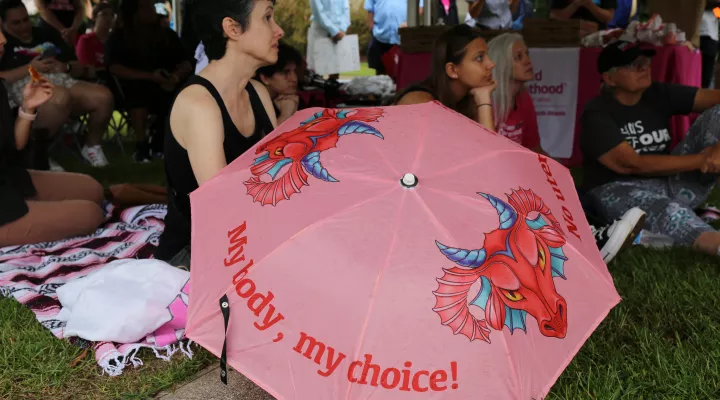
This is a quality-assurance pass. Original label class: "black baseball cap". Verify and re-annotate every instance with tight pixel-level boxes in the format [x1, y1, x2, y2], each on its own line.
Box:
[598, 41, 656, 74]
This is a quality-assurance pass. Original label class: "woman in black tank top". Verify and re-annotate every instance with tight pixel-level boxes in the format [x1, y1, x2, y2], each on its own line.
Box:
[154, 0, 284, 264]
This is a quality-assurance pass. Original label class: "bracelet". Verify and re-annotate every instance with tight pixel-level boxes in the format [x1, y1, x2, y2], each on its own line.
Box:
[18, 107, 37, 121]
[477, 103, 492, 108]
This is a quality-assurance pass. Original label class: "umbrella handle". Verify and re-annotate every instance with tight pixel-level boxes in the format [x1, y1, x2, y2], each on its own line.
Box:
[219, 294, 231, 385]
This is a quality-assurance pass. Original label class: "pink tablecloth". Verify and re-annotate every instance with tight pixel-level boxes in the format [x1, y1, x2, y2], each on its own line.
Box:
[395, 45, 702, 167]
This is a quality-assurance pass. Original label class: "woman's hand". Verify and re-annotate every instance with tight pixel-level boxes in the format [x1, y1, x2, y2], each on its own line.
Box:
[21, 78, 54, 112]
[470, 80, 497, 106]
[274, 94, 299, 117]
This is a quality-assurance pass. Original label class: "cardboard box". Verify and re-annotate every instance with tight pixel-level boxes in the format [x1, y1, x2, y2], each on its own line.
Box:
[522, 18, 599, 48]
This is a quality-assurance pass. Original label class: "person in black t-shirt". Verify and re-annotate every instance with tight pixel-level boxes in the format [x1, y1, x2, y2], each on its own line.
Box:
[105, 0, 192, 162]
[580, 40, 720, 257]
[550, 0, 616, 29]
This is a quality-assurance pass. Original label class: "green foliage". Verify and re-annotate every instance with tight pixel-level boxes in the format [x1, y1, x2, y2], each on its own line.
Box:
[274, 0, 371, 58]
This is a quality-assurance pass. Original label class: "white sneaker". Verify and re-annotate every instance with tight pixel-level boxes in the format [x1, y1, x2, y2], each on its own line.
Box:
[592, 207, 647, 264]
[48, 158, 64, 172]
[81, 145, 109, 167]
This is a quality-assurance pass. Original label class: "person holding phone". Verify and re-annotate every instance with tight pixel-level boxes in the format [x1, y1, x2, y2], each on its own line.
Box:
[0, 0, 113, 170]
[106, 0, 192, 163]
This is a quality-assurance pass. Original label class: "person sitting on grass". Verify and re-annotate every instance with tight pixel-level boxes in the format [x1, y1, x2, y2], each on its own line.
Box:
[581, 40, 720, 257]
[0, 28, 105, 247]
[254, 42, 303, 125]
[106, 0, 193, 162]
[154, 0, 283, 266]
[488, 32, 645, 263]
[0, 0, 114, 169]
[394, 24, 497, 132]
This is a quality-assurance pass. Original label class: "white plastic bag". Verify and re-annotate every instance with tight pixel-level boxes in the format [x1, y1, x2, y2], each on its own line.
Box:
[57, 259, 189, 343]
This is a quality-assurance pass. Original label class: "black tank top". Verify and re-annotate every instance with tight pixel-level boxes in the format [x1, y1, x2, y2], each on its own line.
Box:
[155, 75, 274, 260]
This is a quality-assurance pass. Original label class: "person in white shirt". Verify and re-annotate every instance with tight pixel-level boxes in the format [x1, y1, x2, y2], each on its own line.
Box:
[307, 0, 349, 79]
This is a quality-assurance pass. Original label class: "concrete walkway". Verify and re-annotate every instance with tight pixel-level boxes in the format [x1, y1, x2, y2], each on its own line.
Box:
[156, 366, 275, 400]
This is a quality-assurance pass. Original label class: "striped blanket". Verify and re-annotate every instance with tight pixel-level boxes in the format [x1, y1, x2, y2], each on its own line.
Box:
[0, 204, 193, 376]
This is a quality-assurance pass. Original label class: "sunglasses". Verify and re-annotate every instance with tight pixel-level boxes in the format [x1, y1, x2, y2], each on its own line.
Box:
[619, 56, 651, 71]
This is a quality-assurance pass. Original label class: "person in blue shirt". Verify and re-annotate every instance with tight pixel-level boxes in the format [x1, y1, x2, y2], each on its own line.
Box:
[307, 0, 350, 78]
[365, 0, 422, 75]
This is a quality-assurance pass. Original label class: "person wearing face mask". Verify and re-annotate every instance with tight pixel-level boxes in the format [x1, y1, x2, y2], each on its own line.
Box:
[394, 24, 497, 132]
[581, 40, 720, 258]
[254, 42, 303, 124]
[155, 0, 284, 267]
[488, 33, 646, 263]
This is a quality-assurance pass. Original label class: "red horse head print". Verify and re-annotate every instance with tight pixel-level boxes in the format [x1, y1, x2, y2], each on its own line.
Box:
[433, 189, 569, 343]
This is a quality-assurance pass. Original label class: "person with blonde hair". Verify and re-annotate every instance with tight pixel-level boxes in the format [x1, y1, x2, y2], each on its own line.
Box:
[487, 32, 543, 152]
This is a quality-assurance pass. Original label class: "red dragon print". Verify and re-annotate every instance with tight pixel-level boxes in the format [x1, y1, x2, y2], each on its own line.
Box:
[244, 108, 385, 206]
[433, 189, 569, 343]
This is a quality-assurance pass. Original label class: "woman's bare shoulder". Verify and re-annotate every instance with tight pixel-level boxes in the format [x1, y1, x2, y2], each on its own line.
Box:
[170, 85, 224, 146]
[395, 90, 436, 105]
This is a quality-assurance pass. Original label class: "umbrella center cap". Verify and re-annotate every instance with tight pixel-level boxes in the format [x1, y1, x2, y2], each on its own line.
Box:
[401, 173, 418, 188]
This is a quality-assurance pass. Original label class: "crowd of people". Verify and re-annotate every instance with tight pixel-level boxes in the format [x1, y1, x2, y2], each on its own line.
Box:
[2, 0, 720, 267]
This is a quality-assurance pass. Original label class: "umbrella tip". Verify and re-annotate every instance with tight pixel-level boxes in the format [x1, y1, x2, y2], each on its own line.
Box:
[400, 173, 418, 188]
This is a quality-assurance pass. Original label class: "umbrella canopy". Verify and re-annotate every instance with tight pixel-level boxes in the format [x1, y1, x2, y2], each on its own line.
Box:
[187, 102, 620, 399]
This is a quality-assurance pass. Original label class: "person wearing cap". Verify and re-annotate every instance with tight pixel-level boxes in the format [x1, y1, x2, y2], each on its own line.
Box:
[550, 0, 616, 29]
[580, 40, 720, 257]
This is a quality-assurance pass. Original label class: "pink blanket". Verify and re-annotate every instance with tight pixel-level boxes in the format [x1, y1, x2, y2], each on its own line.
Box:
[0, 204, 193, 376]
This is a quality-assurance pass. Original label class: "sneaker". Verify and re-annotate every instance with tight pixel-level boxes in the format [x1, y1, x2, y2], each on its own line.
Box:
[133, 141, 152, 163]
[81, 145, 109, 167]
[48, 158, 64, 172]
[592, 207, 647, 264]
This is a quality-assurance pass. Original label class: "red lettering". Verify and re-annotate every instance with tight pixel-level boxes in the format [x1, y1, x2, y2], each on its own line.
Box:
[411, 370, 429, 392]
[430, 370, 448, 391]
[562, 206, 581, 240]
[399, 362, 412, 392]
[224, 222, 248, 267]
[231, 259, 255, 284]
[235, 279, 255, 298]
[348, 361, 362, 383]
[358, 354, 380, 386]
[380, 368, 401, 389]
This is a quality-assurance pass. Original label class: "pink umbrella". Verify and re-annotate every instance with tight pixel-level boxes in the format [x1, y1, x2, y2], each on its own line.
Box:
[186, 102, 620, 399]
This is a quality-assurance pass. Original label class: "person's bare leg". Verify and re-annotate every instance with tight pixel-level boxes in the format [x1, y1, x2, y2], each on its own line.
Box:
[128, 108, 149, 143]
[693, 232, 720, 256]
[34, 86, 72, 136]
[68, 82, 114, 146]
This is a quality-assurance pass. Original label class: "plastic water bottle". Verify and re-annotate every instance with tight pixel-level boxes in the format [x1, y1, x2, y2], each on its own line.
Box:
[633, 230, 674, 249]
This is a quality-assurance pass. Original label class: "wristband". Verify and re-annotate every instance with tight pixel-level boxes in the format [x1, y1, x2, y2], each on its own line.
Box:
[477, 103, 492, 108]
[18, 107, 37, 121]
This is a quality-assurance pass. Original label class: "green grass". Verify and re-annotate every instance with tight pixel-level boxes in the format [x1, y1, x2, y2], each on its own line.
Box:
[3, 144, 720, 399]
[340, 61, 376, 78]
